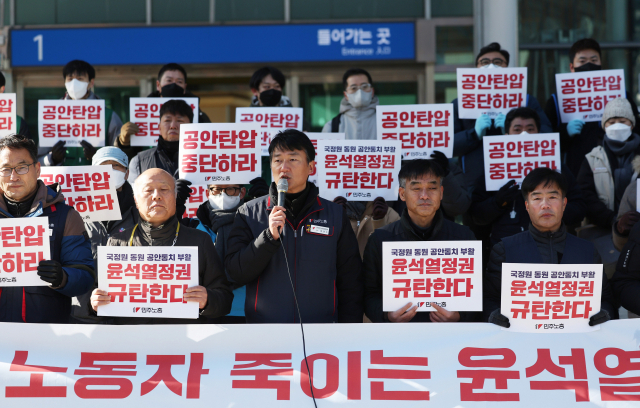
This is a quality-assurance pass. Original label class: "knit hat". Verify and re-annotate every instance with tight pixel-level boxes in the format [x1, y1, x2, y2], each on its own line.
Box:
[602, 97, 636, 127]
[92, 146, 129, 168]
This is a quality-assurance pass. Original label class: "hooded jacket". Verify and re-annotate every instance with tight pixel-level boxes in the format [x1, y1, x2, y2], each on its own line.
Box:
[322, 95, 380, 140]
[363, 209, 476, 323]
[0, 180, 95, 323]
[250, 94, 293, 108]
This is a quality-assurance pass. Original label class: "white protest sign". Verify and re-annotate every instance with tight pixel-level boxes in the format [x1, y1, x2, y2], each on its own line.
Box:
[501, 263, 603, 333]
[182, 184, 209, 219]
[316, 139, 401, 201]
[382, 241, 482, 312]
[235, 107, 303, 156]
[555, 69, 625, 123]
[39, 166, 121, 223]
[0, 217, 50, 287]
[482, 133, 561, 191]
[0, 93, 17, 138]
[306, 132, 345, 186]
[178, 123, 261, 185]
[129, 97, 199, 146]
[376, 104, 454, 158]
[97, 246, 199, 319]
[38, 99, 105, 147]
[456, 67, 527, 119]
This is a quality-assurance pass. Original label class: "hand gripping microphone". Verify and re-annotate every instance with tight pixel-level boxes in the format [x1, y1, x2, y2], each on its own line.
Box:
[277, 178, 288, 207]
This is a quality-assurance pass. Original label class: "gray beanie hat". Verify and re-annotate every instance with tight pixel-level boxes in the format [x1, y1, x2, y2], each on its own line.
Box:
[602, 97, 636, 127]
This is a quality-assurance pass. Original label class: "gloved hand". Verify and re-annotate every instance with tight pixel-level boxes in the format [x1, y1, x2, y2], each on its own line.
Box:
[567, 119, 585, 137]
[494, 180, 520, 208]
[37, 260, 66, 288]
[118, 122, 139, 146]
[372, 197, 389, 220]
[50, 140, 66, 165]
[494, 113, 506, 134]
[248, 177, 269, 199]
[175, 179, 192, 219]
[333, 196, 347, 210]
[80, 140, 97, 161]
[474, 114, 492, 139]
[617, 211, 640, 236]
[430, 150, 450, 176]
[488, 308, 510, 328]
[589, 309, 610, 326]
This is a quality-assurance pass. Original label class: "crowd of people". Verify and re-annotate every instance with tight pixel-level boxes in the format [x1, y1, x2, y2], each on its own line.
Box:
[1, 37, 640, 326]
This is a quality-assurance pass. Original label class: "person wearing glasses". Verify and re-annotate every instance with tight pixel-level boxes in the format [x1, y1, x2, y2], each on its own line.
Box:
[0, 135, 95, 323]
[183, 183, 248, 323]
[322, 68, 379, 140]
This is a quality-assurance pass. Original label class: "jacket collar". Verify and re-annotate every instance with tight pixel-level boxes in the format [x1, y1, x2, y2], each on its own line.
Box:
[528, 222, 566, 244]
[399, 208, 443, 240]
[137, 215, 179, 245]
[196, 200, 238, 231]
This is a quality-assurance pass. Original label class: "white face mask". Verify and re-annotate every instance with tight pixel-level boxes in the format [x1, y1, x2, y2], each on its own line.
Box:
[348, 89, 373, 108]
[479, 64, 501, 69]
[65, 78, 89, 100]
[520, 131, 529, 135]
[112, 169, 127, 189]
[208, 192, 241, 211]
[605, 122, 632, 142]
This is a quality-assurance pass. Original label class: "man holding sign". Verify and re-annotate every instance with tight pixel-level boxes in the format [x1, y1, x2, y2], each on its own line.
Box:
[484, 168, 617, 327]
[90, 168, 233, 323]
[0, 135, 95, 323]
[363, 159, 476, 323]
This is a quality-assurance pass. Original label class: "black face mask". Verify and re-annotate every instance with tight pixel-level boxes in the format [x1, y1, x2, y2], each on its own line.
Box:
[575, 62, 602, 72]
[259, 89, 282, 107]
[161, 83, 186, 97]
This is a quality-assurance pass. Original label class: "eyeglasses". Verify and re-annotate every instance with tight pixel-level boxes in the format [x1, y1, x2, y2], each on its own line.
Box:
[346, 83, 372, 93]
[0, 163, 37, 177]
[478, 58, 507, 67]
[209, 186, 241, 196]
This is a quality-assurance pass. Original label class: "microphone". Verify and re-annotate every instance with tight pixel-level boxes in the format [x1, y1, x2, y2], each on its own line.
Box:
[277, 178, 288, 208]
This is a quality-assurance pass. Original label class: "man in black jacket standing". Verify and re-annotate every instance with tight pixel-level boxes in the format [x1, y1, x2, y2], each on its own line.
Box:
[363, 159, 476, 323]
[225, 129, 363, 323]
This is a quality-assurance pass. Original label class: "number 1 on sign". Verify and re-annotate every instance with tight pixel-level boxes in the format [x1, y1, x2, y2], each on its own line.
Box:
[33, 34, 43, 61]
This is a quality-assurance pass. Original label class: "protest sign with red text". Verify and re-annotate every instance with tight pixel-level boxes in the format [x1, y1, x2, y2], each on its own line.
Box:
[38, 100, 105, 147]
[0, 217, 50, 287]
[457, 68, 527, 119]
[235, 107, 303, 156]
[306, 132, 345, 185]
[182, 185, 209, 219]
[0, 93, 17, 138]
[128, 97, 199, 146]
[482, 133, 561, 191]
[376, 104, 454, 158]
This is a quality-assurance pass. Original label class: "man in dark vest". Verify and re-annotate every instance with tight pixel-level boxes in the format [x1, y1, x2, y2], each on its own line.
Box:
[225, 129, 364, 323]
[484, 167, 618, 327]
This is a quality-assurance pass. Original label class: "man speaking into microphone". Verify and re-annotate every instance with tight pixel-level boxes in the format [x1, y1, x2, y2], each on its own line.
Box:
[225, 129, 363, 323]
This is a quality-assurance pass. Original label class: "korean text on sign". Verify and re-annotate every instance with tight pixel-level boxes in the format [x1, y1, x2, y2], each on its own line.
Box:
[97, 246, 199, 319]
[179, 123, 261, 185]
[456, 68, 527, 119]
[0, 93, 17, 138]
[182, 184, 209, 219]
[40, 166, 121, 223]
[0, 217, 50, 287]
[38, 99, 105, 147]
[482, 133, 561, 191]
[555, 69, 626, 123]
[501, 263, 603, 333]
[316, 140, 401, 202]
[128, 97, 199, 146]
[306, 132, 345, 186]
[235, 107, 303, 156]
[382, 241, 482, 312]
[376, 104, 454, 159]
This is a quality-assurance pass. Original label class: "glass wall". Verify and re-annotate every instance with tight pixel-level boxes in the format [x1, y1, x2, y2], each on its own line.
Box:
[15, 0, 146, 25]
[291, 0, 423, 20]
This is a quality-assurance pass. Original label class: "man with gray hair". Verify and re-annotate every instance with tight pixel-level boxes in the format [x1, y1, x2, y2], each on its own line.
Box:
[89, 168, 233, 324]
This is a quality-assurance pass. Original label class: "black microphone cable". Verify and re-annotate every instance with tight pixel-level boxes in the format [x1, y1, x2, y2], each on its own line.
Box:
[278, 228, 318, 407]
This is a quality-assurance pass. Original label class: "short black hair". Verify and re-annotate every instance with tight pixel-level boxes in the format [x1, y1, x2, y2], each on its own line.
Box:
[63, 60, 95, 81]
[0, 71, 5, 88]
[268, 129, 315, 163]
[476, 42, 510, 66]
[159, 99, 193, 123]
[342, 68, 373, 89]
[505, 107, 541, 134]
[569, 38, 601, 64]
[250, 66, 285, 90]
[158, 63, 187, 83]
[521, 167, 568, 199]
[398, 159, 445, 188]
[0, 135, 38, 163]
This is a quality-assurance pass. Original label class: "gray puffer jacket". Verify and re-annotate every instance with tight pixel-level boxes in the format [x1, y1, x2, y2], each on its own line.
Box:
[322, 95, 379, 140]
